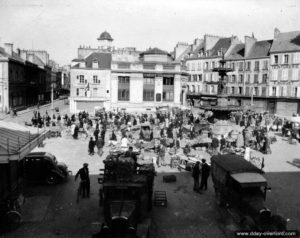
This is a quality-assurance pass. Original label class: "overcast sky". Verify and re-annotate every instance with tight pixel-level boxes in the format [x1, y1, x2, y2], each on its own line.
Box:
[0, 0, 299, 65]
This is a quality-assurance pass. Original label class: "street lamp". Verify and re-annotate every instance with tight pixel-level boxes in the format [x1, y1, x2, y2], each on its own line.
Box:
[51, 83, 54, 117]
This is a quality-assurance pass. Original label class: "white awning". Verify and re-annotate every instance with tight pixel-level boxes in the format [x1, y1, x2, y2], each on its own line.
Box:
[0, 121, 50, 163]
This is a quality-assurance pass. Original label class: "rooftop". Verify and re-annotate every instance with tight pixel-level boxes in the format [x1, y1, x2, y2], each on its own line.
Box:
[226, 43, 245, 60]
[140, 47, 171, 56]
[270, 30, 300, 53]
[210, 37, 232, 57]
[247, 40, 273, 58]
[97, 31, 113, 41]
[211, 154, 262, 174]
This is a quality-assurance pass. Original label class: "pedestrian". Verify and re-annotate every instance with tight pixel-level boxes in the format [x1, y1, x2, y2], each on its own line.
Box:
[211, 136, 219, 154]
[108, 130, 117, 146]
[199, 159, 210, 191]
[96, 136, 104, 157]
[94, 128, 100, 142]
[192, 161, 201, 192]
[75, 163, 90, 198]
[157, 144, 166, 167]
[88, 137, 95, 155]
[220, 135, 226, 151]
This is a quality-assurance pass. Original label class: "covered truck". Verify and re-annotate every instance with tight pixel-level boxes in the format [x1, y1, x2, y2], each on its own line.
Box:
[211, 154, 287, 231]
[97, 153, 155, 238]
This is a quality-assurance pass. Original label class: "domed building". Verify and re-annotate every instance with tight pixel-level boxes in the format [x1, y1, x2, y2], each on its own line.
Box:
[69, 32, 188, 114]
[97, 31, 114, 50]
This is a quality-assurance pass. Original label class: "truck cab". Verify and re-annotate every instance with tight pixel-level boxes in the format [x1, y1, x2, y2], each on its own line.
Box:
[211, 154, 287, 231]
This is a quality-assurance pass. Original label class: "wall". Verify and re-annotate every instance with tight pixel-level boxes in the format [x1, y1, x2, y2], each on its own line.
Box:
[129, 73, 143, 103]
[276, 102, 298, 116]
[143, 54, 170, 63]
[0, 61, 9, 112]
[242, 99, 267, 112]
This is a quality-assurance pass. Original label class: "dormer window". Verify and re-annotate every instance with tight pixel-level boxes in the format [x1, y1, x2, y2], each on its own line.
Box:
[92, 60, 98, 69]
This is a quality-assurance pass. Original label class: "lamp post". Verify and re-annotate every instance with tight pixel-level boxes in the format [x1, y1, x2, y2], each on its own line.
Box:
[51, 83, 54, 116]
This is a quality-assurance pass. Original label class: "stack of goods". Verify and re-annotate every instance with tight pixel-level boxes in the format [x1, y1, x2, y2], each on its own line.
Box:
[138, 164, 156, 195]
[104, 155, 135, 182]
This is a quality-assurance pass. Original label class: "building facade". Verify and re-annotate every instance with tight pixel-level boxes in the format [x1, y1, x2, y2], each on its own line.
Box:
[268, 29, 300, 115]
[0, 44, 47, 112]
[111, 48, 187, 112]
[69, 51, 111, 113]
[69, 32, 187, 114]
[182, 29, 300, 116]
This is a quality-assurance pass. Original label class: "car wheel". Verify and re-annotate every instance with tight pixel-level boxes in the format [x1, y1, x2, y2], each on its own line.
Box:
[6, 210, 21, 231]
[241, 215, 256, 230]
[46, 173, 58, 185]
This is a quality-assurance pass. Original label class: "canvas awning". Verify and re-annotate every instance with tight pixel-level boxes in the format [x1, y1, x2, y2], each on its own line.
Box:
[0, 121, 50, 163]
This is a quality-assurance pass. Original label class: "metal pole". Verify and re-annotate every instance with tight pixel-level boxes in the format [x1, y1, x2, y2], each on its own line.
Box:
[51, 83, 54, 117]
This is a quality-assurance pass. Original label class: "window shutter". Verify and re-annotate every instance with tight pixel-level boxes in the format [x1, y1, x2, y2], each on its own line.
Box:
[297, 86, 300, 98]
[276, 86, 280, 96]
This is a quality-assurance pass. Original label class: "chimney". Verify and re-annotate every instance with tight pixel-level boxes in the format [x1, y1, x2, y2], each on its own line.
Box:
[19, 50, 27, 61]
[174, 42, 190, 60]
[230, 36, 240, 46]
[244, 35, 257, 58]
[204, 34, 221, 51]
[274, 28, 280, 39]
[4, 43, 13, 55]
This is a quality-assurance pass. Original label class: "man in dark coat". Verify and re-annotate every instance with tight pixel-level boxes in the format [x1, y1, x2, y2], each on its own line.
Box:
[75, 163, 90, 198]
[200, 159, 210, 190]
[94, 128, 100, 142]
[192, 161, 200, 192]
[88, 137, 95, 155]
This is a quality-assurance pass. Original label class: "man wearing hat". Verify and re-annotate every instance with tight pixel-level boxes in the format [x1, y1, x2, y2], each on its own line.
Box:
[75, 163, 90, 198]
[199, 159, 210, 191]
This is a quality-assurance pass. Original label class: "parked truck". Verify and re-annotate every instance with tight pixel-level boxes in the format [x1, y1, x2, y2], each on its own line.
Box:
[211, 154, 287, 231]
[96, 152, 155, 238]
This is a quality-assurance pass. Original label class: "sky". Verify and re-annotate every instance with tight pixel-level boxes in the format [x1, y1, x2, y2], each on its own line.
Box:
[0, 0, 299, 65]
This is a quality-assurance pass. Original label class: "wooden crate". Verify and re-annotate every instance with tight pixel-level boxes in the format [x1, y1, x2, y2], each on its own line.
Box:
[154, 191, 167, 207]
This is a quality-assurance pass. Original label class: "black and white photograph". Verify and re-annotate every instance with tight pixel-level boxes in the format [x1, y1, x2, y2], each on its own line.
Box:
[0, 0, 299, 237]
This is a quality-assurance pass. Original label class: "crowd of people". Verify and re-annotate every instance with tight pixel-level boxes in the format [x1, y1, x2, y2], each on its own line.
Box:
[28, 106, 300, 195]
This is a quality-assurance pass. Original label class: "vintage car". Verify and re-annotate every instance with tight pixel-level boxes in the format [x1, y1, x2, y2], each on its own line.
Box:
[20, 152, 69, 185]
[211, 154, 287, 231]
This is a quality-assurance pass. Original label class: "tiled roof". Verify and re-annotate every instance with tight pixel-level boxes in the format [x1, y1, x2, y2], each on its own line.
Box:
[85, 52, 112, 69]
[226, 43, 245, 60]
[270, 31, 300, 53]
[140, 47, 170, 56]
[247, 40, 273, 58]
[210, 37, 232, 56]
